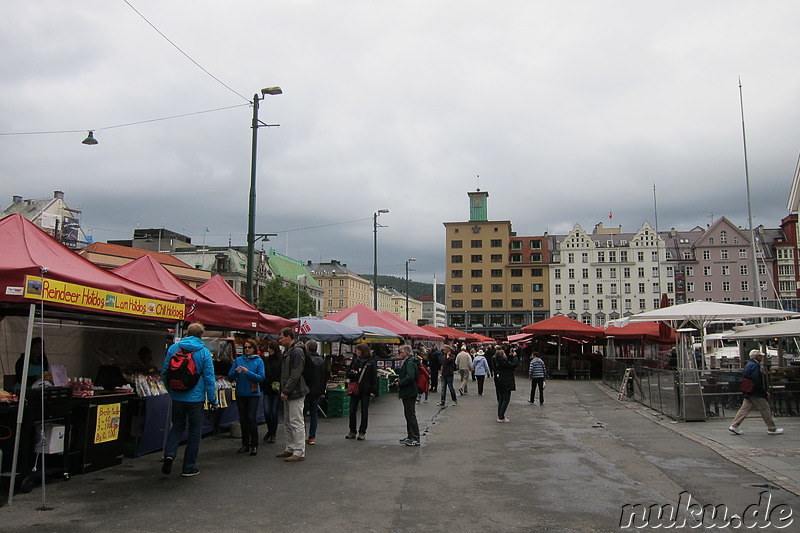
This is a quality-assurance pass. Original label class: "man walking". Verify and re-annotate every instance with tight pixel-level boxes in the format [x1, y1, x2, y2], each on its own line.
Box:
[277, 327, 309, 462]
[161, 322, 217, 477]
[729, 350, 784, 436]
[528, 352, 547, 405]
[397, 344, 420, 446]
[429, 345, 442, 393]
[438, 345, 458, 406]
[455, 345, 472, 395]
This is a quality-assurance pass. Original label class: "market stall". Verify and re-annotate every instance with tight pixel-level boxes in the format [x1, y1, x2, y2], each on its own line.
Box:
[0, 214, 185, 502]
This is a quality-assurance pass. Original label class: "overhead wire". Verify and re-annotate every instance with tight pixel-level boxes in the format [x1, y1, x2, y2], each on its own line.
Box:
[123, 0, 250, 103]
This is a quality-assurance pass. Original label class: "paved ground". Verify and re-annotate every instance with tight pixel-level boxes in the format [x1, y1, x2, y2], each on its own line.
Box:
[2, 379, 799, 532]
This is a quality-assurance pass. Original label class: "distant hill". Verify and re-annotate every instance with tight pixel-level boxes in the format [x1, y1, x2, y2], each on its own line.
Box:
[361, 274, 445, 302]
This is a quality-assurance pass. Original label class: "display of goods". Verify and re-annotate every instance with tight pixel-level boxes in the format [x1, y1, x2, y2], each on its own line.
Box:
[0, 389, 18, 402]
[133, 374, 168, 397]
[69, 377, 94, 397]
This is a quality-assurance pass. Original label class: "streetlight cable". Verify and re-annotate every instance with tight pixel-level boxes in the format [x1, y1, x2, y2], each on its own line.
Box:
[123, 0, 250, 103]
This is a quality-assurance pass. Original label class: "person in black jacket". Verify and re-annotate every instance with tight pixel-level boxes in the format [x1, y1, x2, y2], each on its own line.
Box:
[303, 340, 327, 445]
[494, 348, 518, 423]
[261, 340, 282, 444]
[14, 336, 50, 391]
[429, 346, 443, 392]
[346, 343, 378, 440]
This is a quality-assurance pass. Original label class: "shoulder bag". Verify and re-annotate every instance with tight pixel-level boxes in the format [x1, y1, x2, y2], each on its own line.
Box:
[347, 362, 368, 396]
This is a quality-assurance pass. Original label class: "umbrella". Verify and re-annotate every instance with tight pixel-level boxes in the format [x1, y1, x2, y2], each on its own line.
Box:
[294, 316, 365, 342]
[627, 301, 796, 326]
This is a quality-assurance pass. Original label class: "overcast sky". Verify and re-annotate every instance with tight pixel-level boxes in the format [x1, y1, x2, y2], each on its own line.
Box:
[2, 1, 799, 285]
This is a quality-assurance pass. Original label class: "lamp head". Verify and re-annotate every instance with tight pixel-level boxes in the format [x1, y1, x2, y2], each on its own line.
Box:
[408, 258, 416, 262]
[261, 86, 283, 96]
[82, 131, 98, 145]
[378, 209, 389, 214]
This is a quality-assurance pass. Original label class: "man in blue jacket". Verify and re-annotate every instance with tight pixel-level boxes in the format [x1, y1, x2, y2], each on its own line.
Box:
[161, 322, 218, 477]
[729, 350, 784, 436]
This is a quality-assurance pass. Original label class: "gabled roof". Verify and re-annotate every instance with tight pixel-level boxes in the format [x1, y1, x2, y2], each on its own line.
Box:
[80, 242, 191, 268]
[267, 249, 320, 288]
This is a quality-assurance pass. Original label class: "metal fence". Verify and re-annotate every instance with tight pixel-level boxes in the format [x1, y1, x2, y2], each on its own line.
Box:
[604, 358, 800, 420]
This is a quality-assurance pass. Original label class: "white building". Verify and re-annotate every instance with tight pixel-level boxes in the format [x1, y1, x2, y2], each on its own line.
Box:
[550, 221, 672, 326]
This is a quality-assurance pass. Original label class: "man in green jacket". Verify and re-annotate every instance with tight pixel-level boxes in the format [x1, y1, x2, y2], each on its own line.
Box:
[397, 345, 420, 446]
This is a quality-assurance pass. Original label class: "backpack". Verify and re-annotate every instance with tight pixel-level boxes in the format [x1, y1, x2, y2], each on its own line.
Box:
[416, 363, 430, 394]
[165, 348, 200, 391]
[303, 352, 326, 394]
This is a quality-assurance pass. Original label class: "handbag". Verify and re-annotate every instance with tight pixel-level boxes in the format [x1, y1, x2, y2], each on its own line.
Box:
[347, 363, 368, 396]
[740, 377, 755, 393]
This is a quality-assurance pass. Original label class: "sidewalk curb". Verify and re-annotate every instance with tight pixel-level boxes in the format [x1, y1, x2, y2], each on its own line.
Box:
[593, 381, 800, 497]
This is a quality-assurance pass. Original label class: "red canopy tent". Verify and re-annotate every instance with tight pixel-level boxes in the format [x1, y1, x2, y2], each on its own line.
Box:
[419, 325, 478, 342]
[0, 214, 186, 503]
[521, 315, 605, 371]
[114, 255, 275, 332]
[195, 275, 296, 333]
[0, 214, 183, 317]
[326, 304, 442, 341]
[379, 311, 443, 341]
[604, 321, 675, 344]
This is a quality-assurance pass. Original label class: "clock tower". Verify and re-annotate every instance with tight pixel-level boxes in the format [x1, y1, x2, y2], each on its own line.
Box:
[468, 189, 489, 222]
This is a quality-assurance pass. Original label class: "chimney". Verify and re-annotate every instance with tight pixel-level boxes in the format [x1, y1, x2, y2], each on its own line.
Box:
[12, 195, 22, 204]
[54, 190, 64, 200]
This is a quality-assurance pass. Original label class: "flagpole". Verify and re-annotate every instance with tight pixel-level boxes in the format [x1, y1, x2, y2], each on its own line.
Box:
[654, 184, 664, 305]
[739, 78, 761, 307]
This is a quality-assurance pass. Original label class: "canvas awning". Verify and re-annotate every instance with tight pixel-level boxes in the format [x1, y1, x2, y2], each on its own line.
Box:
[196, 275, 297, 333]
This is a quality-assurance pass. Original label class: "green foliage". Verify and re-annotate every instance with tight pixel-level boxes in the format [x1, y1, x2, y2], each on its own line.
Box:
[258, 276, 316, 318]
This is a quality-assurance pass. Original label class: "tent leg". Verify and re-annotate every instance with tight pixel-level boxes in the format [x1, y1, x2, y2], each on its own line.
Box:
[7, 303, 36, 506]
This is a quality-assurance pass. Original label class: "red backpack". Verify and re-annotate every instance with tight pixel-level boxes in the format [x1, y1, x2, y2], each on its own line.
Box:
[416, 364, 430, 394]
[165, 348, 200, 391]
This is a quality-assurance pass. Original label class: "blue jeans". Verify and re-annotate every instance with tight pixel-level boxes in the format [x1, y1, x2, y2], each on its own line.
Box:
[498, 391, 511, 420]
[164, 400, 204, 474]
[305, 394, 321, 439]
[263, 393, 281, 438]
[440, 375, 457, 403]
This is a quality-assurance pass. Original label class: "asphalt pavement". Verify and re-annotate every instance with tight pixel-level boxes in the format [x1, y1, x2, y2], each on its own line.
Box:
[2, 378, 800, 532]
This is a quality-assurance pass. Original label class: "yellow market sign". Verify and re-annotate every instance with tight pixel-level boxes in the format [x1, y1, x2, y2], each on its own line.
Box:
[24, 276, 185, 320]
[94, 403, 121, 444]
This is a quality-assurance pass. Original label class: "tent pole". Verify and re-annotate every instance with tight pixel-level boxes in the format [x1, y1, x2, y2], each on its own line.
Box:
[557, 336, 562, 370]
[7, 303, 36, 506]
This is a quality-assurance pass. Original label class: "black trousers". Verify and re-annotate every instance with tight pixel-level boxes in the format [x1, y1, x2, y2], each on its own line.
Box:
[430, 369, 439, 391]
[476, 375, 486, 395]
[530, 378, 545, 404]
[236, 395, 260, 447]
[402, 396, 420, 441]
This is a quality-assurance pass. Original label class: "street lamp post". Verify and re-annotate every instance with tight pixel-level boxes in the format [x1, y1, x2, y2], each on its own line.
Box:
[372, 209, 389, 310]
[405, 258, 416, 321]
[296, 274, 306, 318]
[246, 86, 282, 305]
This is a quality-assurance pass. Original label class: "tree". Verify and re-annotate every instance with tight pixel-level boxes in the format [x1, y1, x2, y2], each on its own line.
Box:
[258, 277, 316, 318]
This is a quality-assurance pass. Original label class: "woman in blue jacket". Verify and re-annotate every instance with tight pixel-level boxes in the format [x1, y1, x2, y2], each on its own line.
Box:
[228, 338, 265, 455]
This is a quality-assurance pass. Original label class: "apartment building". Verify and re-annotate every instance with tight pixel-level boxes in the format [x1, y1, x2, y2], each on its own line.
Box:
[307, 260, 378, 315]
[444, 190, 550, 340]
[550, 221, 669, 326]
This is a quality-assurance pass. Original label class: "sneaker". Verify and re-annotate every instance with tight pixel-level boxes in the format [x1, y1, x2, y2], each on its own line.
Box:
[399, 437, 412, 445]
[263, 434, 271, 443]
[181, 468, 200, 477]
[249, 447, 258, 456]
[437, 402, 445, 407]
[497, 418, 504, 423]
[768, 428, 785, 435]
[453, 400, 457, 405]
[357, 434, 366, 441]
[237, 445, 250, 454]
[284, 454, 305, 462]
[275, 451, 293, 458]
[729, 425, 743, 435]
[268, 435, 276, 444]
[345, 432, 356, 439]
[405, 439, 420, 447]
[458, 388, 464, 396]
[305, 438, 316, 445]
[527, 400, 535, 404]
[161, 456, 173, 475]
[501, 418, 511, 423]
